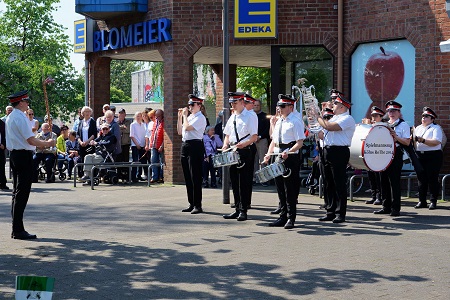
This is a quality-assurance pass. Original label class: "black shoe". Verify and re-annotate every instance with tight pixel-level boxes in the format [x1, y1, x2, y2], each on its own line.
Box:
[284, 220, 295, 229]
[373, 199, 383, 205]
[0, 185, 10, 190]
[237, 212, 247, 221]
[261, 182, 268, 187]
[374, 208, 391, 214]
[270, 208, 282, 215]
[365, 199, 376, 204]
[319, 215, 335, 221]
[223, 211, 239, 219]
[230, 204, 236, 208]
[211, 183, 217, 188]
[390, 210, 400, 217]
[11, 231, 37, 240]
[429, 202, 437, 210]
[191, 207, 203, 214]
[269, 217, 288, 227]
[332, 216, 346, 223]
[181, 206, 194, 212]
[414, 202, 428, 209]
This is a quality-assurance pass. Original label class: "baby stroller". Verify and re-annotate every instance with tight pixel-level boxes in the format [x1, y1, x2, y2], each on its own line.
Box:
[88, 144, 119, 186]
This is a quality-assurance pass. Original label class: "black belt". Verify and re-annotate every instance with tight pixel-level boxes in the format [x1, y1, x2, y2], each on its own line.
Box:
[183, 139, 203, 143]
[11, 149, 34, 154]
[275, 141, 296, 148]
[418, 150, 442, 154]
[324, 145, 349, 149]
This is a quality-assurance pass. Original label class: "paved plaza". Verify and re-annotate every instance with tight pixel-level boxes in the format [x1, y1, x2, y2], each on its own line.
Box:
[0, 179, 449, 299]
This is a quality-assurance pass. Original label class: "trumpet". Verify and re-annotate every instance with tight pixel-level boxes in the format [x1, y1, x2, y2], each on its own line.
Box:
[293, 78, 323, 134]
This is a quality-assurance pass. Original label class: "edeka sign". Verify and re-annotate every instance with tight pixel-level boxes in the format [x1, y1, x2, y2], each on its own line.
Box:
[93, 18, 172, 52]
[234, 0, 277, 39]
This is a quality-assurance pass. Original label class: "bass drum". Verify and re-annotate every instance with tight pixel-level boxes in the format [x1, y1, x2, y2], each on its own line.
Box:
[349, 124, 396, 172]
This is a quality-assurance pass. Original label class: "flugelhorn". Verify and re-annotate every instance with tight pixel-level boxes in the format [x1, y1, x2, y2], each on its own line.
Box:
[293, 78, 323, 133]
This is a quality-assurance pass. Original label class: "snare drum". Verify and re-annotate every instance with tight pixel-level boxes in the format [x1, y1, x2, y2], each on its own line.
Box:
[349, 124, 396, 172]
[212, 151, 240, 168]
[255, 161, 288, 183]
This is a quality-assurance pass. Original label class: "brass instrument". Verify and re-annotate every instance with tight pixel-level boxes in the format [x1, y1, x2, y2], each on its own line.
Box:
[292, 78, 322, 133]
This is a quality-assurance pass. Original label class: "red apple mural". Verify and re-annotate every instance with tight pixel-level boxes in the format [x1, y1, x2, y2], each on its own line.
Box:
[364, 47, 405, 118]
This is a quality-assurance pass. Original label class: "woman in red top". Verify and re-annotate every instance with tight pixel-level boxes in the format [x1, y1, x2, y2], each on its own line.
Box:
[150, 109, 164, 183]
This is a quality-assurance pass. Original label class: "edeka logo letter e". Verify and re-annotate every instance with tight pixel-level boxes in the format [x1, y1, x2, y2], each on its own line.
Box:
[239, 0, 271, 24]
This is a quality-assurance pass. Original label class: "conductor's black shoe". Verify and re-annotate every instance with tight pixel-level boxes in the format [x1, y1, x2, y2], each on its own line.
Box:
[390, 210, 400, 217]
[365, 199, 376, 204]
[429, 202, 437, 210]
[332, 216, 346, 223]
[374, 208, 391, 214]
[270, 208, 282, 215]
[223, 211, 240, 219]
[373, 199, 383, 205]
[181, 206, 194, 212]
[0, 185, 10, 190]
[12, 231, 37, 240]
[414, 202, 428, 209]
[237, 212, 247, 221]
[319, 215, 335, 221]
[284, 220, 295, 229]
[191, 207, 203, 214]
[269, 217, 287, 227]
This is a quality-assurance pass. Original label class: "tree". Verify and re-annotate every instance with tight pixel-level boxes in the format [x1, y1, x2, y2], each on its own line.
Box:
[110, 60, 145, 99]
[110, 86, 131, 103]
[0, 0, 84, 122]
[237, 67, 271, 108]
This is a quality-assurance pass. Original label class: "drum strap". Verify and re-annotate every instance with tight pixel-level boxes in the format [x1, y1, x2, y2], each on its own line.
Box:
[233, 115, 250, 143]
[278, 119, 283, 145]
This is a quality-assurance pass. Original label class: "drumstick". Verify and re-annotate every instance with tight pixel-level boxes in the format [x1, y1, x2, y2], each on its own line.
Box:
[265, 152, 298, 156]
[217, 145, 238, 153]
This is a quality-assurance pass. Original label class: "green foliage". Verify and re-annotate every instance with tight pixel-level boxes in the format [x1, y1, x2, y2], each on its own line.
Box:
[110, 60, 144, 99]
[149, 62, 164, 95]
[0, 0, 84, 122]
[110, 86, 131, 103]
[237, 67, 271, 108]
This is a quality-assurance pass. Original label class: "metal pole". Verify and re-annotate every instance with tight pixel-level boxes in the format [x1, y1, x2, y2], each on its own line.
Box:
[222, 0, 230, 204]
[84, 58, 89, 106]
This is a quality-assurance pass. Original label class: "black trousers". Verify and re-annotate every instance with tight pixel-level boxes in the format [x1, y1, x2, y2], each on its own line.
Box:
[322, 146, 350, 217]
[381, 149, 404, 211]
[0, 149, 6, 186]
[368, 170, 382, 201]
[247, 144, 257, 205]
[181, 140, 204, 208]
[10, 150, 33, 233]
[230, 148, 253, 212]
[417, 150, 443, 203]
[274, 153, 300, 221]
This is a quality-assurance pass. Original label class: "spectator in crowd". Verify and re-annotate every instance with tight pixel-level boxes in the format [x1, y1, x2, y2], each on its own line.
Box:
[110, 105, 118, 122]
[77, 106, 97, 178]
[1, 105, 13, 122]
[150, 109, 164, 183]
[33, 123, 58, 183]
[96, 103, 110, 131]
[253, 99, 270, 186]
[117, 108, 131, 163]
[214, 110, 224, 140]
[27, 109, 39, 134]
[130, 112, 147, 182]
[80, 123, 117, 182]
[65, 130, 80, 180]
[56, 125, 69, 174]
[0, 118, 9, 190]
[202, 126, 223, 188]
[42, 115, 61, 136]
[142, 108, 153, 180]
[72, 107, 83, 132]
[104, 110, 122, 158]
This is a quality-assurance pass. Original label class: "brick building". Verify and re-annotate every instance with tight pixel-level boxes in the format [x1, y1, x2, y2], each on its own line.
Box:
[75, 0, 450, 183]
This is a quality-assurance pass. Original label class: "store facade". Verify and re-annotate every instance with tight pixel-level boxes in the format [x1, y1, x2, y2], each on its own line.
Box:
[75, 0, 450, 182]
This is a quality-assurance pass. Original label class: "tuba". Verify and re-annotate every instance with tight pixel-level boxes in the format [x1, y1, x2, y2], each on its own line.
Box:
[292, 78, 323, 133]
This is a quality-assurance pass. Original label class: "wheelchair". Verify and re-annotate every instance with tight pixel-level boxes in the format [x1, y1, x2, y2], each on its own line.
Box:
[87, 144, 120, 186]
[37, 154, 68, 181]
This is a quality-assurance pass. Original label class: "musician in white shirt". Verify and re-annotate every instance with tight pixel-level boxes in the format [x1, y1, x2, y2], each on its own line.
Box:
[413, 107, 443, 210]
[222, 92, 258, 222]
